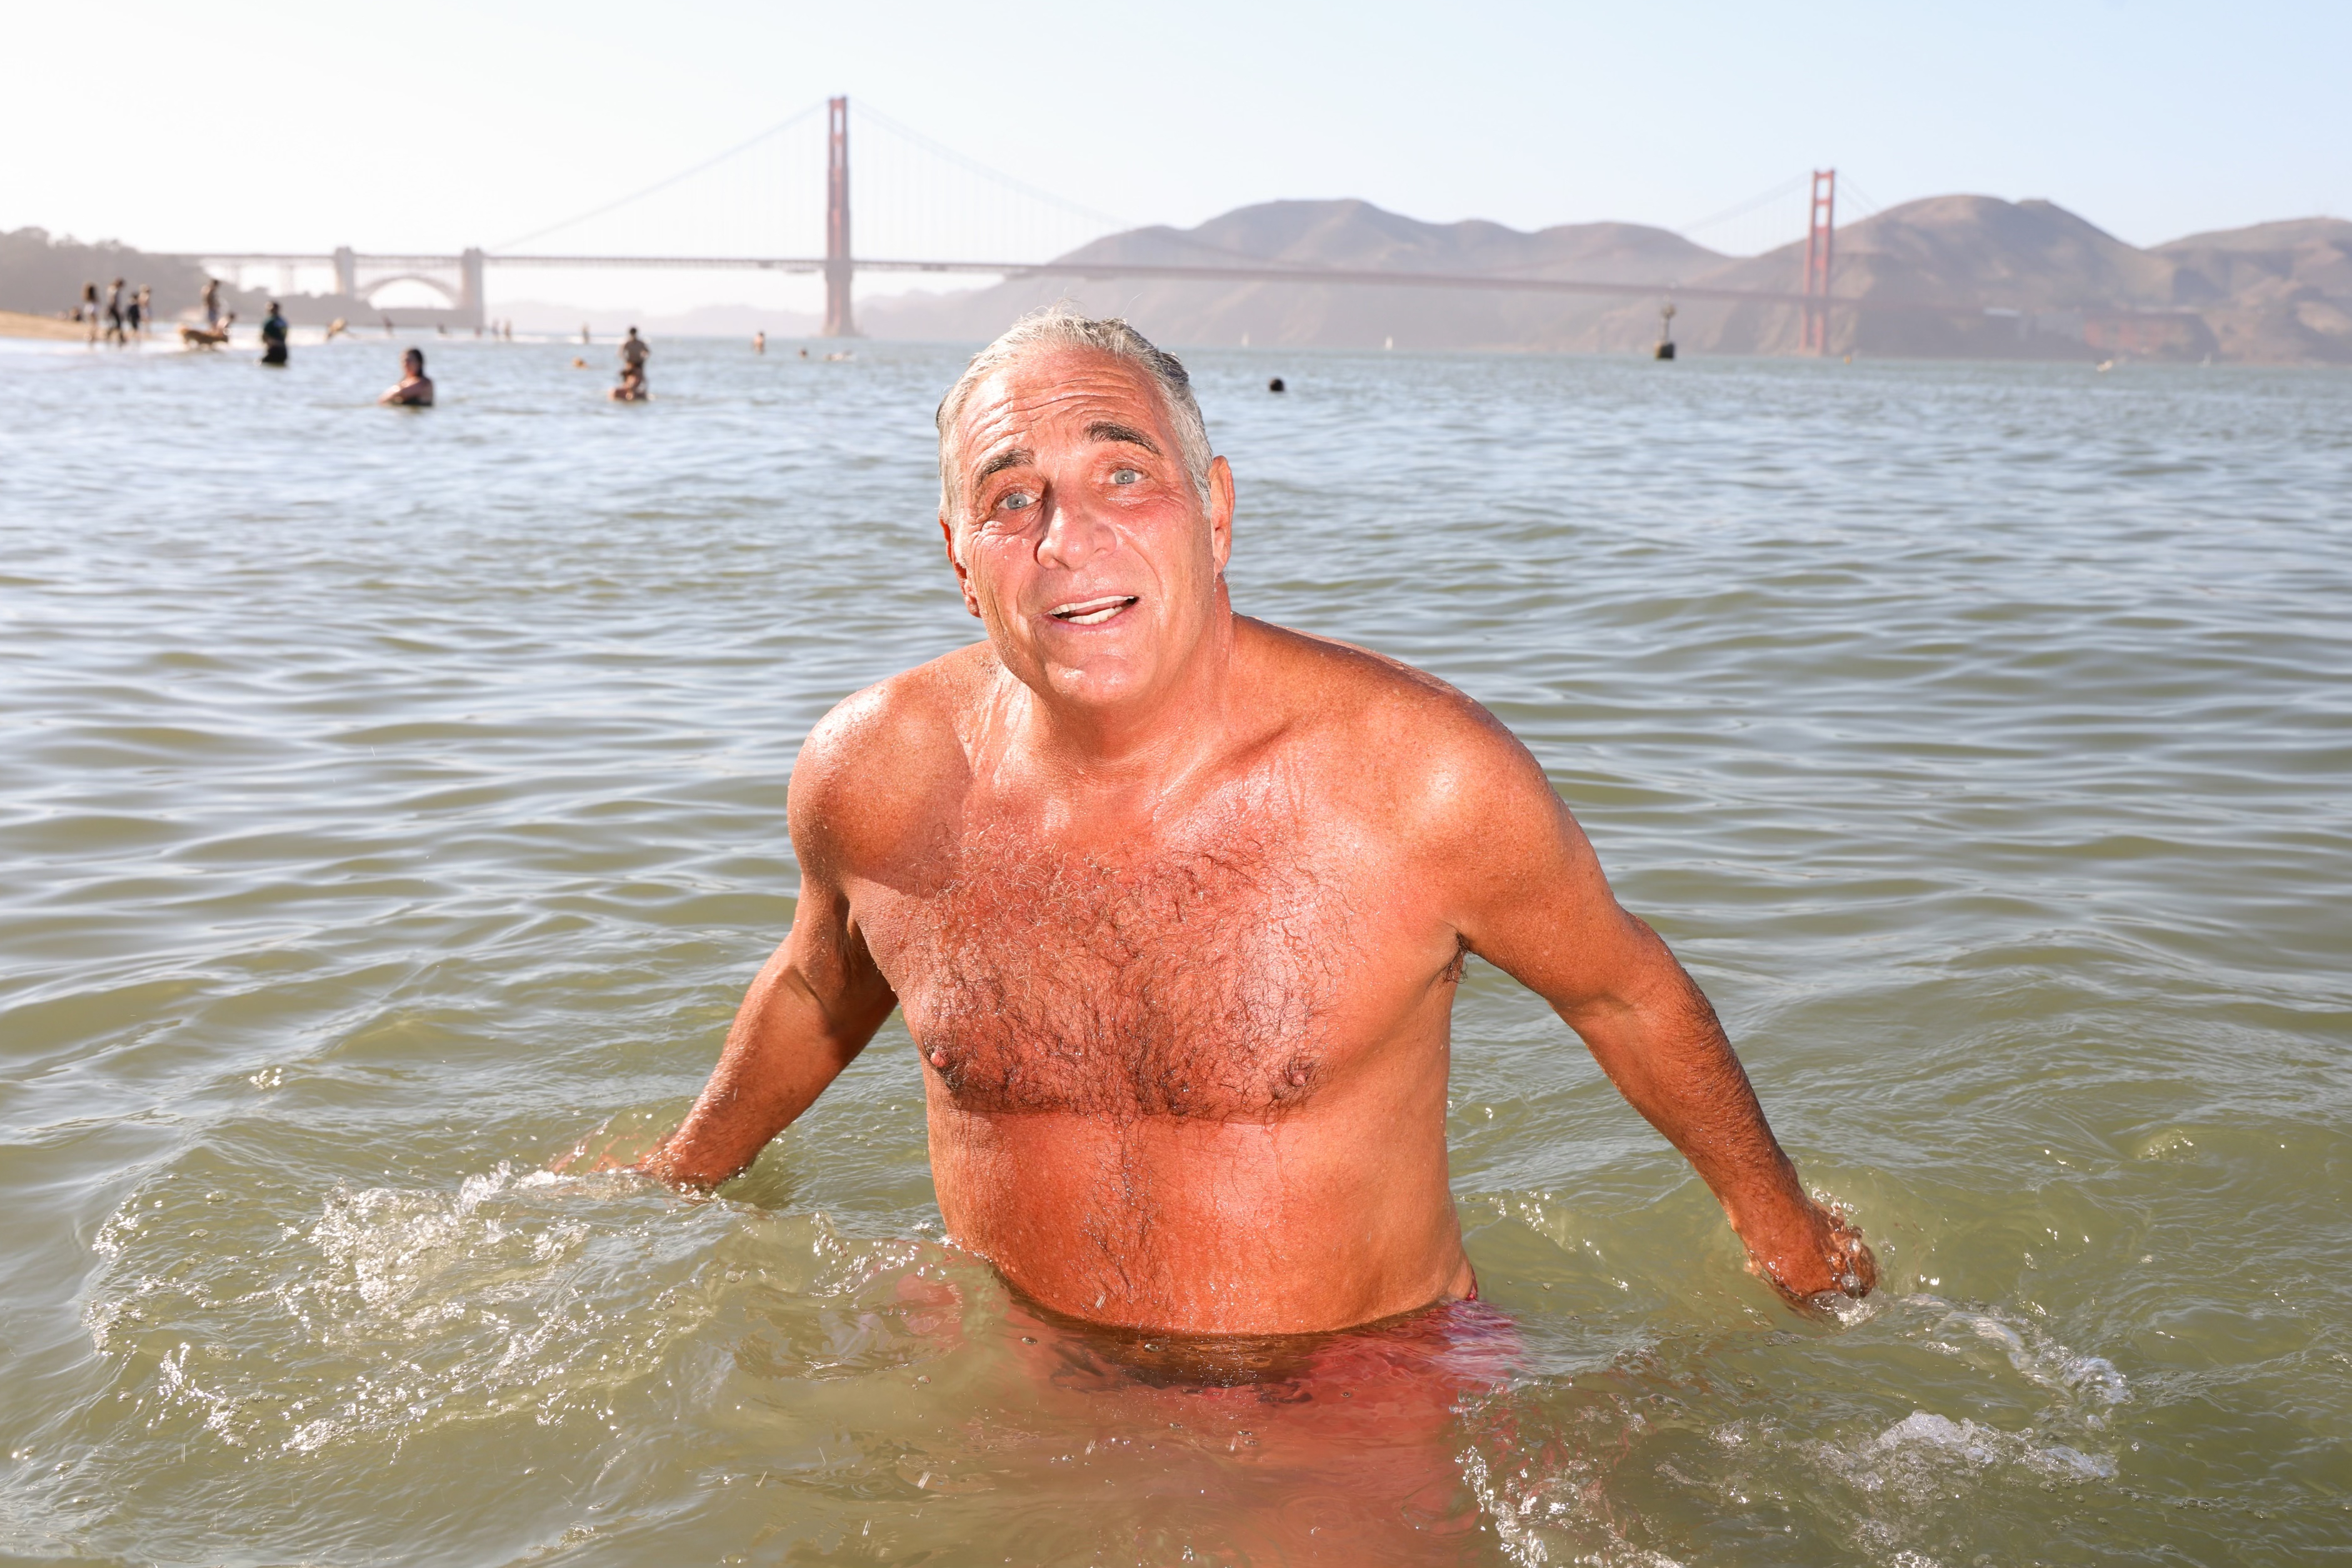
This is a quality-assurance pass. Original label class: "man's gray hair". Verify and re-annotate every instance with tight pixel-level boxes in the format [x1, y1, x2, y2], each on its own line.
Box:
[935, 307, 1213, 521]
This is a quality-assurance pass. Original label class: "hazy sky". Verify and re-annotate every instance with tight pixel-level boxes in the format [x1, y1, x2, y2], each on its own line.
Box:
[6, 0, 2343, 315]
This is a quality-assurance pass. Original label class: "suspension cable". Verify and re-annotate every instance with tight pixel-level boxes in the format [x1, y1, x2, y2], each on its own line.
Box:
[489, 99, 829, 253]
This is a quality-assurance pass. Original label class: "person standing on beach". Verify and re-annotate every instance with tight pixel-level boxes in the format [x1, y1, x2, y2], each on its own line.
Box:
[202, 277, 223, 331]
[125, 287, 144, 341]
[81, 284, 101, 345]
[104, 280, 126, 347]
[259, 301, 289, 366]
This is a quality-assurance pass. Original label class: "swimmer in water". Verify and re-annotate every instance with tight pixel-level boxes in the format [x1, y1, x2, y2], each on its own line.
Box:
[623, 308, 1876, 1337]
[608, 364, 648, 402]
[378, 346, 433, 406]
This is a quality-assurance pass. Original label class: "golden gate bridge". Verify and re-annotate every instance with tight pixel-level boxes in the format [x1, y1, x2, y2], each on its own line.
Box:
[172, 97, 1865, 346]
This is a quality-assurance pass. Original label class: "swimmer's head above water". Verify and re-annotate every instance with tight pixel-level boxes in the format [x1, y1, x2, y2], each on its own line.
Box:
[627, 307, 1878, 1336]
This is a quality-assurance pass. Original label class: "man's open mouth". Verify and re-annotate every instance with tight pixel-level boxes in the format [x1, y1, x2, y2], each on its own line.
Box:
[1047, 595, 1138, 626]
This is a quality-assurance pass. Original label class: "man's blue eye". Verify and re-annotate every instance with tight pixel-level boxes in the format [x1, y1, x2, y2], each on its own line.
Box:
[1001, 491, 1034, 511]
[1111, 468, 1141, 485]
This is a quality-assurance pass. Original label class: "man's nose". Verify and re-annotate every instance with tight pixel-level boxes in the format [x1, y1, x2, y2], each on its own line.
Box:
[1034, 489, 1115, 571]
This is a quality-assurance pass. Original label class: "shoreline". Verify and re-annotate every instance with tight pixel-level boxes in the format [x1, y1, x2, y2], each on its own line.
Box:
[0, 309, 93, 342]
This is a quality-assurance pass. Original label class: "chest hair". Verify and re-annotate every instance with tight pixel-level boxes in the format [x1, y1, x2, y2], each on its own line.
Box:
[895, 814, 1348, 1119]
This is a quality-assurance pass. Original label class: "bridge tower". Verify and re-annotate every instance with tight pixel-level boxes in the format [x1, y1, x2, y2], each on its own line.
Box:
[460, 248, 486, 331]
[333, 247, 357, 298]
[823, 96, 857, 337]
[1801, 168, 1836, 354]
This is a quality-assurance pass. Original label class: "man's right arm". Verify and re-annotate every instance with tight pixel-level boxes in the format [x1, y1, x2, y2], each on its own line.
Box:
[636, 726, 900, 1189]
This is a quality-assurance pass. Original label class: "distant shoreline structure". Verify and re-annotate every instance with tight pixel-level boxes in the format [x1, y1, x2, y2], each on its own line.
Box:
[8, 198, 2348, 363]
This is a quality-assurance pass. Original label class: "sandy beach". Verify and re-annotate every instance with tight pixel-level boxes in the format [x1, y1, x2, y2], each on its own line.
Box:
[0, 309, 93, 341]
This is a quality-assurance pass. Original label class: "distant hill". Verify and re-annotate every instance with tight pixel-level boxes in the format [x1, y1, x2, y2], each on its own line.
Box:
[864, 199, 1723, 352]
[2152, 217, 2352, 362]
[0, 227, 351, 327]
[862, 197, 2352, 364]
[0, 227, 225, 320]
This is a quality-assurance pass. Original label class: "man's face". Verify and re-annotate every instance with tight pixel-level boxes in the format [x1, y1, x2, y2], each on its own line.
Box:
[941, 347, 1234, 714]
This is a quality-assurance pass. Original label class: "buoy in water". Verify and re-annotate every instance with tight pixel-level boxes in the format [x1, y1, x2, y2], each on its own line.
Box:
[1268, 377, 1286, 392]
[1654, 300, 1678, 361]
[1654, 341, 1676, 361]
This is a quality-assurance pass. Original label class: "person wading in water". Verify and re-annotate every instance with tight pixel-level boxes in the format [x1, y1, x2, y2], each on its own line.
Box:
[611, 309, 1877, 1342]
[259, 301, 289, 366]
[378, 346, 434, 406]
[617, 326, 649, 395]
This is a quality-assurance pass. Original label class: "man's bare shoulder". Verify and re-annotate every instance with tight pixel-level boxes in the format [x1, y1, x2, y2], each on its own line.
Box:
[788, 643, 996, 871]
[1236, 616, 1560, 838]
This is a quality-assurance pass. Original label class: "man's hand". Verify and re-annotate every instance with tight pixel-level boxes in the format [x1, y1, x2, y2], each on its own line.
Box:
[1739, 1197, 1879, 1311]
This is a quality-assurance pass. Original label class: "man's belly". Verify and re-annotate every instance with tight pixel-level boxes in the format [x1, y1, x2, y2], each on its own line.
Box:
[924, 1096, 1472, 1336]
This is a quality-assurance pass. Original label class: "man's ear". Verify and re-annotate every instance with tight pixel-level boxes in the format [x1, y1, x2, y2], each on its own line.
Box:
[939, 512, 982, 617]
[1206, 455, 1236, 576]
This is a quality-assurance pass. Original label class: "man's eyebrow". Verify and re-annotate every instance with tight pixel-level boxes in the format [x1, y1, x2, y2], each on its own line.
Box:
[972, 445, 1034, 486]
[1086, 421, 1161, 454]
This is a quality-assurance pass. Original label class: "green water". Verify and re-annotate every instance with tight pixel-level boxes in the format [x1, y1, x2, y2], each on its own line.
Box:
[1, 336, 2346, 1564]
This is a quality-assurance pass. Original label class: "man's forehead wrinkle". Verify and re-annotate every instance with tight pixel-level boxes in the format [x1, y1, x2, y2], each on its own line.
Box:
[955, 367, 1176, 486]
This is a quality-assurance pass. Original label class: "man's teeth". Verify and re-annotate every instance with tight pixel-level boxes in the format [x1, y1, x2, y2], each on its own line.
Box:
[1050, 596, 1136, 626]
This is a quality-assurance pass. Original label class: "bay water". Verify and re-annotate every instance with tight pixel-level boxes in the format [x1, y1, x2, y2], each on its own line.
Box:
[1, 334, 2346, 1565]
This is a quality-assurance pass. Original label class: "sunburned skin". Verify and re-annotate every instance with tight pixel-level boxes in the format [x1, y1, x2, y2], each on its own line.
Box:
[626, 326, 1878, 1336]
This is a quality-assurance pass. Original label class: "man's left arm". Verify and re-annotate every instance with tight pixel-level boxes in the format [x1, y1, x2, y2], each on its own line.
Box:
[1429, 715, 1876, 1306]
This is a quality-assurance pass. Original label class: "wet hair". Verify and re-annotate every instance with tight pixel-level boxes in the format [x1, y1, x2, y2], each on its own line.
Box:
[404, 348, 425, 372]
[934, 307, 1212, 522]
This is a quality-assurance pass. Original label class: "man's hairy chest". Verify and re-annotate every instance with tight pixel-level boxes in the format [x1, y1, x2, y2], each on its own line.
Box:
[861, 809, 1393, 1121]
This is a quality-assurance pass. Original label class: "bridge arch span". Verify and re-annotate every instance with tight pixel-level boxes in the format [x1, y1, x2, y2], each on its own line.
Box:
[359, 273, 463, 309]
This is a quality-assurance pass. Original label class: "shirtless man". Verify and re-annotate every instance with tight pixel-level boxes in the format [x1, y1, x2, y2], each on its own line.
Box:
[378, 346, 434, 406]
[638, 309, 1875, 1337]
